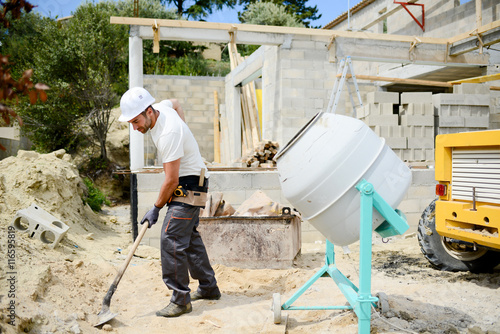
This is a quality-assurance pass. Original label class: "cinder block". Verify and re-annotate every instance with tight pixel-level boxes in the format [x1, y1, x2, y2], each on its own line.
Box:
[423, 103, 434, 116]
[452, 83, 490, 95]
[401, 115, 434, 126]
[364, 115, 399, 126]
[425, 149, 435, 161]
[412, 169, 437, 185]
[385, 137, 408, 149]
[11, 204, 70, 248]
[250, 172, 281, 189]
[379, 103, 395, 116]
[401, 92, 433, 104]
[433, 93, 490, 106]
[438, 116, 465, 127]
[408, 137, 434, 149]
[367, 91, 399, 104]
[372, 125, 405, 138]
[409, 125, 434, 138]
[464, 115, 489, 128]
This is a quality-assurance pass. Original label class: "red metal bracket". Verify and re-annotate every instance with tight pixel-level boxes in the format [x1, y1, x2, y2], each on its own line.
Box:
[394, 1, 425, 31]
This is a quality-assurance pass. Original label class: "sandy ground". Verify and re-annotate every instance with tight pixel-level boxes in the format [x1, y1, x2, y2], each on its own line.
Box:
[1, 150, 499, 334]
[1, 203, 500, 334]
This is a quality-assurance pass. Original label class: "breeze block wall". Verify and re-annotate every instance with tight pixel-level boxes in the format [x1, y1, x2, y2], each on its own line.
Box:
[144, 75, 226, 164]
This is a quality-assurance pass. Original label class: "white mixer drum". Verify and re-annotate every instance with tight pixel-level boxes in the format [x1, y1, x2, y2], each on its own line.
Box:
[275, 112, 411, 246]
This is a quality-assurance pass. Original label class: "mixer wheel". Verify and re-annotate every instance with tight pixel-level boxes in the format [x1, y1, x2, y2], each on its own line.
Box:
[272, 293, 282, 324]
[375, 292, 390, 315]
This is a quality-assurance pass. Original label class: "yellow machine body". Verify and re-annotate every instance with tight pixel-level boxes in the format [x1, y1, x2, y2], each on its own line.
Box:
[434, 130, 500, 250]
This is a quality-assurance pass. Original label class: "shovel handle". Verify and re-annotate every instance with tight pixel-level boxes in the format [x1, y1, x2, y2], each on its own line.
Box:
[111, 222, 149, 287]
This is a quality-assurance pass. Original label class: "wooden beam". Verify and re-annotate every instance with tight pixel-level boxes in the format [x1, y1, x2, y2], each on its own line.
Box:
[449, 27, 500, 56]
[110, 16, 448, 45]
[448, 19, 500, 44]
[476, 0, 482, 30]
[448, 72, 500, 84]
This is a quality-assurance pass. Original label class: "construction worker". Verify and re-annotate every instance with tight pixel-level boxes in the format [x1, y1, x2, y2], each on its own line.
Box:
[119, 87, 221, 317]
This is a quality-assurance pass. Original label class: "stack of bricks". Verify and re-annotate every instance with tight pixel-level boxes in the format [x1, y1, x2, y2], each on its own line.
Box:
[359, 91, 435, 162]
[358, 91, 408, 157]
[433, 83, 490, 135]
[399, 92, 434, 162]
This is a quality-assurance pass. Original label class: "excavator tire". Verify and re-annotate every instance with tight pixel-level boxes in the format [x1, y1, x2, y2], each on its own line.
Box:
[417, 199, 500, 272]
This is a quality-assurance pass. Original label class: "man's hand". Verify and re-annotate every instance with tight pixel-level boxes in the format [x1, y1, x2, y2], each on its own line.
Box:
[140, 205, 162, 228]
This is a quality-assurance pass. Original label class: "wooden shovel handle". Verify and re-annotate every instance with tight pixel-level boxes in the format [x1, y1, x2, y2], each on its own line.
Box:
[112, 222, 149, 287]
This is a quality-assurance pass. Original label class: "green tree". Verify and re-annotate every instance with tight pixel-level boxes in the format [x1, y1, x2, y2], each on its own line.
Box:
[160, 0, 237, 20]
[238, 0, 320, 28]
[239, 1, 304, 27]
[0, 0, 48, 151]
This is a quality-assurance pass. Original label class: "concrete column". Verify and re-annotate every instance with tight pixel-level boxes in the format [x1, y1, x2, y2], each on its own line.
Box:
[224, 72, 242, 164]
[129, 25, 145, 171]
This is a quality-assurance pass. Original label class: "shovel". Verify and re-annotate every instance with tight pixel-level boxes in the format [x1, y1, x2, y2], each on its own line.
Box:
[95, 222, 149, 327]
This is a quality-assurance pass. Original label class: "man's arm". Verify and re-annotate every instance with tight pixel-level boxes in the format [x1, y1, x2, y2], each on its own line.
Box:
[155, 158, 181, 208]
[169, 99, 185, 122]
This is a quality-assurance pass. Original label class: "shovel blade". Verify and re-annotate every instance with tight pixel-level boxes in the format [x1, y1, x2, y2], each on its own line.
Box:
[94, 283, 118, 327]
[95, 307, 118, 327]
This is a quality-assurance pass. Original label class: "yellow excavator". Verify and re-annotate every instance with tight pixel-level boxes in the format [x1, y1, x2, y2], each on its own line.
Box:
[418, 130, 500, 272]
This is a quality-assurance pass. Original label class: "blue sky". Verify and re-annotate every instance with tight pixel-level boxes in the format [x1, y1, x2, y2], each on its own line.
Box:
[29, 0, 348, 28]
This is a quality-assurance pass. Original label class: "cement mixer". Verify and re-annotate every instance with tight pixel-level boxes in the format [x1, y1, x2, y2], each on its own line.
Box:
[274, 112, 412, 246]
[271, 57, 411, 334]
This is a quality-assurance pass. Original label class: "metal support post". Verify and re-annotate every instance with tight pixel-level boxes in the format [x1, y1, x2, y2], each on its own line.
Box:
[273, 179, 409, 333]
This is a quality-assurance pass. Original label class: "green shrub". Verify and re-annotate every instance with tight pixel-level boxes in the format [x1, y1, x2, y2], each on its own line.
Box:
[82, 177, 110, 212]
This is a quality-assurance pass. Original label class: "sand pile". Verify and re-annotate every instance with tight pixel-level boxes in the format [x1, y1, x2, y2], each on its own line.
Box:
[0, 150, 122, 333]
[0, 149, 103, 234]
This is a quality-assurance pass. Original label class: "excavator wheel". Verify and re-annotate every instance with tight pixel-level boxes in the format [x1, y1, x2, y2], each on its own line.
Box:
[417, 199, 500, 272]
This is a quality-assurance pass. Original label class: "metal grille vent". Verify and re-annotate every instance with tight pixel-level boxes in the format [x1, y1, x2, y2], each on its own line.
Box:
[452, 148, 500, 205]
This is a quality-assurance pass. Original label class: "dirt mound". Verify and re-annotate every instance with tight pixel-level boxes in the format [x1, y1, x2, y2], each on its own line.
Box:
[0, 149, 104, 234]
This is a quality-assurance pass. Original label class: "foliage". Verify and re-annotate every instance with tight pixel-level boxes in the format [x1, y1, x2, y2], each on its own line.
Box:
[3, 0, 184, 155]
[239, 2, 304, 27]
[82, 176, 110, 212]
[0, 1, 48, 151]
[160, 0, 237, 20]
[238, 0, 321, 28]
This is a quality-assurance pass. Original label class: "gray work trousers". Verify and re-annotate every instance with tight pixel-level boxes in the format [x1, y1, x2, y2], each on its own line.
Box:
[160, 203, 219, 306]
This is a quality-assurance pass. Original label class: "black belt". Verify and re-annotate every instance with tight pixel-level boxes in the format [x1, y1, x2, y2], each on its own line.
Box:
[178, 175, 208, 192]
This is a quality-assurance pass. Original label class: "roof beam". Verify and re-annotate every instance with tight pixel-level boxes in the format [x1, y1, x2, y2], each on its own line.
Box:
[110, 16, 447, 45]
[450, 27, 500, 56]
[110, 16, 493, 65]
[333, 36, 489, 67]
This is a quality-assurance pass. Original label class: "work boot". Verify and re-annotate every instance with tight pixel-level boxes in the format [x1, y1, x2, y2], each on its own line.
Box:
[190, 290, 221, 301]
[156, 302, 192, 317]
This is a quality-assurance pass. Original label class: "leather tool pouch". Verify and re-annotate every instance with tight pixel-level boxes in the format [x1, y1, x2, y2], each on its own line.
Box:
[171, 190, 207, 207]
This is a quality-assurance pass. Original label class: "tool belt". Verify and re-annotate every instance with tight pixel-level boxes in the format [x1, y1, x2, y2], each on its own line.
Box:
[170, 175, 208, 207]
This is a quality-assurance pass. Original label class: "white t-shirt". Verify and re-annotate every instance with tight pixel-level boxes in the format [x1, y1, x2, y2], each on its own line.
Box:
[150, 100, 209, 178]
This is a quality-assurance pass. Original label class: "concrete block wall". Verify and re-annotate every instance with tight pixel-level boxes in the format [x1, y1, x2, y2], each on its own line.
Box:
[0, 136, 31, 160]
[432, 93, 490, 135]
[262, 36, 337, 146]
[144, 75, 225, 164]
[136, 169, 436, 247]
[359, 91, 434, 162]
[491, 89, 500, 129]
[329, 1, 499, 40]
